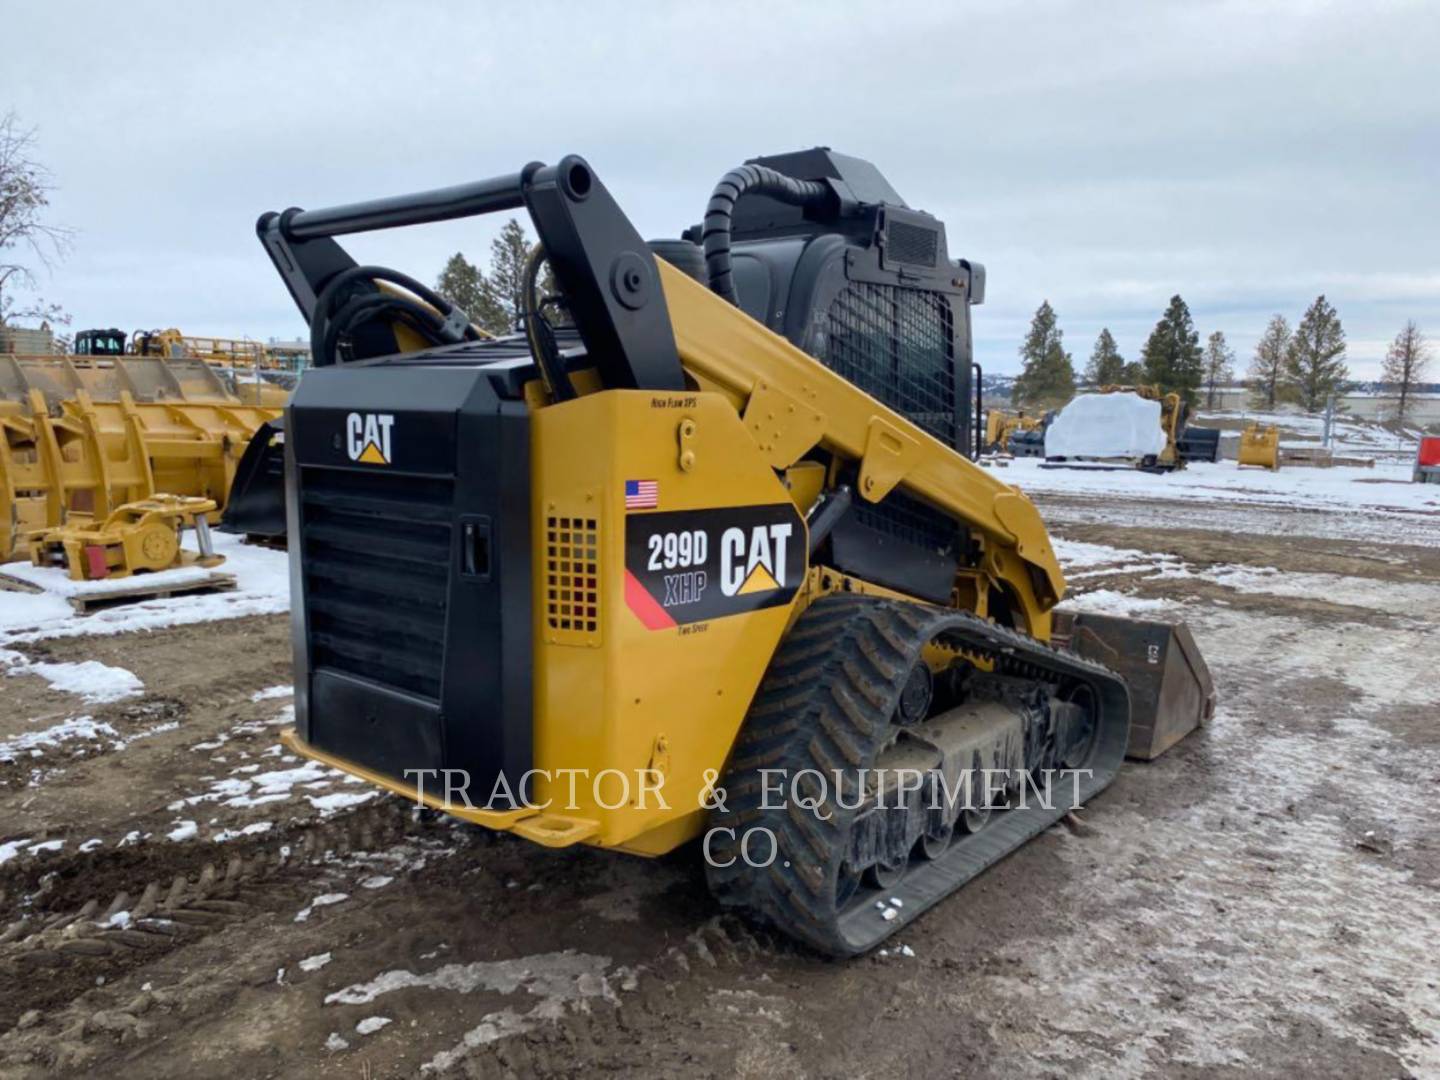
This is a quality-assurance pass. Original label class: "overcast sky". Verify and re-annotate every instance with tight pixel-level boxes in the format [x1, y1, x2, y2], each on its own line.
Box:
[5, 1, 1437, 378]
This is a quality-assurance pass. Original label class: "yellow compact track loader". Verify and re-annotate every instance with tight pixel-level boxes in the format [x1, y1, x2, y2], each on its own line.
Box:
[259, 151, 1213, 955]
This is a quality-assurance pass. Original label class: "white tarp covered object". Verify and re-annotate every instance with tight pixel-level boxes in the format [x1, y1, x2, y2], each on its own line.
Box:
[1045, 392, 1166, 461]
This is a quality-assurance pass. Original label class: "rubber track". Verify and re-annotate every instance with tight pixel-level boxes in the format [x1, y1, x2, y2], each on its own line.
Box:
[705, 594, 1130, 956]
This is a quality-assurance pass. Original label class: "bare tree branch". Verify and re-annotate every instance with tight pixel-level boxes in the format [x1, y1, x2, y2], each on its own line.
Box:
[0, 110, 74, 327]
[1380, 321, 1432, 421]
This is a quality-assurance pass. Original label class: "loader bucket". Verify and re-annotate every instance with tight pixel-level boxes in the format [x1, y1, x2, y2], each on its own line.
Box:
[1238, 423, 1280, 470]
[1052, 611, 1215, 760]
[219, 417, 287, 540]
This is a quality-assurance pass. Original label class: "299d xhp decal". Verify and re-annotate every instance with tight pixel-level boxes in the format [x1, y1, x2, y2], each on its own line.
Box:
[624, 504, 807, 629]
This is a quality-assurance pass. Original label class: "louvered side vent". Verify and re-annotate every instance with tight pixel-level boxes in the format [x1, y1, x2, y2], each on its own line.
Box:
[885, 219, 939, 267]
[545, 513, 601, 647]
[301, 469, 453, 700]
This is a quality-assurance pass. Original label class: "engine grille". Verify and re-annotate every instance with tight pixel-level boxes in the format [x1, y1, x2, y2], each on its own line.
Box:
[300, 468, 453, 700]
[818, 281, 956, 449]
[885, 219, 939, 267]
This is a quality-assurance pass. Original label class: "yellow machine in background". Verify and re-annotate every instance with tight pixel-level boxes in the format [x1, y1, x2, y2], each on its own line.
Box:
[1238, 421, 1280, 470]
[982, 409, 1042, 454]
[259, 150, 1213, 956]
[29, 495, 223, 581]
[0, 353, 281, 560]
[78, 326, 296, 371]
[1097, 384, 1187, 469]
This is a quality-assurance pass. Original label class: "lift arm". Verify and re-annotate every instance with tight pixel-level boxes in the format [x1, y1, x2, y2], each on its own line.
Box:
[656, 262, 1066, 608]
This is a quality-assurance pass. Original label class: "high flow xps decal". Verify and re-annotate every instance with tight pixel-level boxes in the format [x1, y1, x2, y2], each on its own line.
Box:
[623, 504, 807, 628]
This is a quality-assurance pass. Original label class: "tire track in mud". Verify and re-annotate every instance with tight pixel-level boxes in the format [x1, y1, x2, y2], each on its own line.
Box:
[0, 696, 188, 793]
[0, 797, 800, 1078]
[0, 799, 417, 1032]
[0, 614, 824, 1074]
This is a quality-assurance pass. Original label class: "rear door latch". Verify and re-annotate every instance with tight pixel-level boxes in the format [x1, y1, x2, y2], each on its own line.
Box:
[460, 516, 492, 580]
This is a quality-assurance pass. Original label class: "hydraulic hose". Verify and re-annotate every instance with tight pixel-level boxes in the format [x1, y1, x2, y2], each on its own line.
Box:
[701, 165, 831, 306]
[309, 264, 481, 365]
[521, 244, 575, 401]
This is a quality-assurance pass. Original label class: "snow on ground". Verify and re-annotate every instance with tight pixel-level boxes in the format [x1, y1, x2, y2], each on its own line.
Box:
[0, 712, 182, 766]
[319, 950, 617, 1071]
[164, 740, 376, 838]
[1057, 589, 1180, 616]
[0, 839, 34, 866]
[1, 651, 143, 703]
[192, 705, 295, 755]
[0, 533, 289, 646]
[169, 758, 335, 811]
[1154, 562, 1440, 621]
[1039, 491, 1440, 548]
[1005, 458, 1438, 519]
[1013, 532, 1440, 1074]
[1048, 538, 1165, 572]
[300, 952, 333, 973]
[0, 716, 117, 763]
[1054, 537, 1440, 625]
[1195, 408, 1424, 461]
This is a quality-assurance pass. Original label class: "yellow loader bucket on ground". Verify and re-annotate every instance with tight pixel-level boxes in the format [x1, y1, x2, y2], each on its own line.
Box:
[1053, 610, 1216, 760]
[1237, 422, 1280, 470]
[0, 354, 282, 561]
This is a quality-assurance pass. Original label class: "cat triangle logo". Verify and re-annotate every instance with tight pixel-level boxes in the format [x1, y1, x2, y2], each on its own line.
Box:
[357, 441, 388, 465]
[737, 562, 780, 595]
[720, 522, 793, 599]
[345, 412, 394, 466]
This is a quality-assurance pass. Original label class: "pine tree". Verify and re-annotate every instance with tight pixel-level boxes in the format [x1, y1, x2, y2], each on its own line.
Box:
[434, 252, 506, 333]
[1120, 360, 1146, 384]
[486, 218, 535, 329]
[1247, 314, 1290, 410]
[1139, 295, 1204, 406]
[433, 216, 553, 336]
[1380, 321, 1432, 421]
[1084, 328, 1126, 386]
[1285, 295, 1349, 412]
[1201, 331, 1236, 410]
[1013, 301, 1075, 409]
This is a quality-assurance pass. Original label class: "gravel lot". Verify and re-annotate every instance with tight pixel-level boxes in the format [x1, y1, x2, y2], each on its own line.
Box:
[1, 476, 1437, 1078]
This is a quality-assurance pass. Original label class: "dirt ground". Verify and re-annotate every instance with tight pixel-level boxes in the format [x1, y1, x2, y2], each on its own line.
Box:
[2, 489, 1438, 1078]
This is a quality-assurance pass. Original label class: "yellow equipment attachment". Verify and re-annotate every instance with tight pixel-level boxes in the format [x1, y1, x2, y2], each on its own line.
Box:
[28, 494, 223, 581]
[1237, 421, 1280, 470]
[0, 353, 282, 561]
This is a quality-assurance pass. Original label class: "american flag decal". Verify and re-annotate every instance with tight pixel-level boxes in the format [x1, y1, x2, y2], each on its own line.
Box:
[624, 479, 658, 510]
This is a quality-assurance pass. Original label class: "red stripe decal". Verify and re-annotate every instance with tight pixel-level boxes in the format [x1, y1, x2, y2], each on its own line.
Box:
[624, 569, 676, 630]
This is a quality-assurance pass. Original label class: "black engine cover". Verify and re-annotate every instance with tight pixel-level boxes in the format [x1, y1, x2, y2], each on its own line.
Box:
[286, 364, 532, 793]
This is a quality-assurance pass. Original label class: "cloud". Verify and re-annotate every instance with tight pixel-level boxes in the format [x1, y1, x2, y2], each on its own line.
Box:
[4, 0, 1436, 379]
